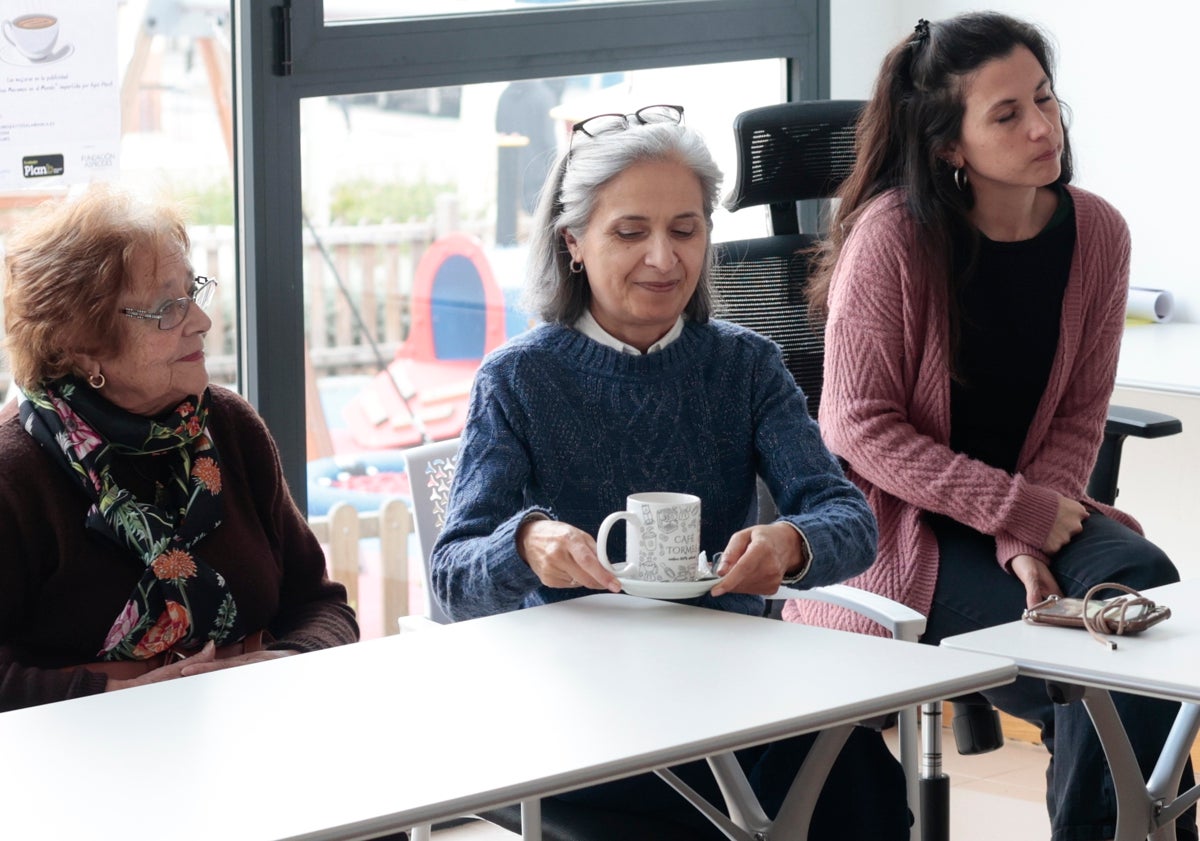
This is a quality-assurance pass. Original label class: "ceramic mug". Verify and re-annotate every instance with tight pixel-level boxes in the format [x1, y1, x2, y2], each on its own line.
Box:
[596, 492, 705, 582]
[3, 13, 59, 60]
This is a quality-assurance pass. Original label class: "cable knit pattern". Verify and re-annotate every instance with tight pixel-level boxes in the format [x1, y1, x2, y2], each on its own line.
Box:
[432, 319, 877, 622]
[784, 186, 1139, 636]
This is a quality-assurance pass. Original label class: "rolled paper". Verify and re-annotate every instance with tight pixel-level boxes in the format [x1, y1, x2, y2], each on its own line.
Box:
[1126, 287, 1174, 324]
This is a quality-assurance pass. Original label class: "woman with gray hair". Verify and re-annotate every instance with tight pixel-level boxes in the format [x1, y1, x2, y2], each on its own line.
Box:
[431, 107, 907, 839]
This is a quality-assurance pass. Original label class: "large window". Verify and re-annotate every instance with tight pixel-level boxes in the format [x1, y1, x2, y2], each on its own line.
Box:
[299, 62, 782, 522]
[236, 0, 828, 512]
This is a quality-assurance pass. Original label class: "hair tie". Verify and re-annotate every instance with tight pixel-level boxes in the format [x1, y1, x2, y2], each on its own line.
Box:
[913, 18, 931, 43]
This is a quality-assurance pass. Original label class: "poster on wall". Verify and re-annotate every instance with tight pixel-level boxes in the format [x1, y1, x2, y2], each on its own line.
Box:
[0, 0, 119, 190]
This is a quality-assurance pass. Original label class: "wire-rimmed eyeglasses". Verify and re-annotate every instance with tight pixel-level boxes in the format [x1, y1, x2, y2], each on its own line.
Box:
[121, 276, 218, 331]
[568, 104, 684, 156]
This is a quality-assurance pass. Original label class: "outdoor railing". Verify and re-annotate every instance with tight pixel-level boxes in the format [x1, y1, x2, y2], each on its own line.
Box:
[0, 202, 489, 397]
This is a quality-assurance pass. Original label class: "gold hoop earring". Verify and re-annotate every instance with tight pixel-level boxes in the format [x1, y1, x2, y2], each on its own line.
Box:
[88, 372, 106, 389]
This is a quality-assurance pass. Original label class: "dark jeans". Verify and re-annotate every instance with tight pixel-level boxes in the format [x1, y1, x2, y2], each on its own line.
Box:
[923, 511, 1197, 841]
[552, 725, 910, 840]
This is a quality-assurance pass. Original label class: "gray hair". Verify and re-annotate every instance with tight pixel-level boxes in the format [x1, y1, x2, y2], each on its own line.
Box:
[524, 121, 723, 325]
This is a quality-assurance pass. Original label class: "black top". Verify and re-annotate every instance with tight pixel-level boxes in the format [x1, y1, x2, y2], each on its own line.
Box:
[950, 186, 1076, 474]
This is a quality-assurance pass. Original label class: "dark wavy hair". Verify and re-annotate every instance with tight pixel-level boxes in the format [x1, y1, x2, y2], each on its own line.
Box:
[807, 12, 1072, 346]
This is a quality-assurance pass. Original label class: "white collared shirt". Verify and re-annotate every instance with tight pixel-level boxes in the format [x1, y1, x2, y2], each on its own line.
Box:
[574, 310, 685, 355]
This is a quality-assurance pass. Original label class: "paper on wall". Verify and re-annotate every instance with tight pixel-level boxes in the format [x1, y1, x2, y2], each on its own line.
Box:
[0, 0, 120, 190]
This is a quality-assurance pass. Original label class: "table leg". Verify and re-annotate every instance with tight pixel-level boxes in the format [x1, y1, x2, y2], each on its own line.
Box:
[900, 704, 921, 841]
[770, 723, 854, 840]
[657, 726, 854, 841]
[520, 798, 542, 841]
[656, 761, 757, 841]
[1150, 703, 1200, 839]
[1076, 685, 1170, 841]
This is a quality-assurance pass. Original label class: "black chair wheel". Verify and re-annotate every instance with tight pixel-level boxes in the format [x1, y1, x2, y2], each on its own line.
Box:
[950, 698, 1005, 755]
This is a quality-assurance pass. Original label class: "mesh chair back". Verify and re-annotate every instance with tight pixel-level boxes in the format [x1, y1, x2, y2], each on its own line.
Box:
[713, 100, 865, 418]
[723, 100, 863, 227]
[712, 234, 823, 420]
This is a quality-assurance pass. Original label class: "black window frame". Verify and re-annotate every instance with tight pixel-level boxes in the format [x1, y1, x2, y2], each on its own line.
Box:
[234, 0, 830, 506]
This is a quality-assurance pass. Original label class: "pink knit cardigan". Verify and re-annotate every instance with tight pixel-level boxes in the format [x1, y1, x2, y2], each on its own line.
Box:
[784, 186, 1139, 636]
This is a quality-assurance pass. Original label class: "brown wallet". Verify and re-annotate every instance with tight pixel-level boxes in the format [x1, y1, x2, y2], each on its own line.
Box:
[1022, 584, 1170, 648]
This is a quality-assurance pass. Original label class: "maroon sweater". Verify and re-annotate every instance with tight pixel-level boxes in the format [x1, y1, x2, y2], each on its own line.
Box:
[786, 186, 1139, 635]
[0, 385, 359, 711]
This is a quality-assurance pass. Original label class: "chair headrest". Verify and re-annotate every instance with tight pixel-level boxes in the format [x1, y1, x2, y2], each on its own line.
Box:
[723, 100, 865, 213]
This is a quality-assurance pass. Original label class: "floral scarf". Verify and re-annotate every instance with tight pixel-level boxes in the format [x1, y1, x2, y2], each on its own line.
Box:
[19, 378, 244, 660]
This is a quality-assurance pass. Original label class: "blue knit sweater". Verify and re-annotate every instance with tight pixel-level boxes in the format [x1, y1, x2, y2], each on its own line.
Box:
[431, 319, 877, 621]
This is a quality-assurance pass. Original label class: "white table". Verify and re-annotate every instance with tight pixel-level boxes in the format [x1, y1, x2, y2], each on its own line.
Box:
[0, 593, 1014, 841]
[942, 578, 1200, 841]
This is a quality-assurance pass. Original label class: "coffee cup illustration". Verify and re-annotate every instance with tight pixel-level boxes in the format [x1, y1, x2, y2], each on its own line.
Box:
[3, 13, 59, 61]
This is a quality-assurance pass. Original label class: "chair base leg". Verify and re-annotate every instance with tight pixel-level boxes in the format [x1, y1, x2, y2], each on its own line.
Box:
[919, 774, 949, 841]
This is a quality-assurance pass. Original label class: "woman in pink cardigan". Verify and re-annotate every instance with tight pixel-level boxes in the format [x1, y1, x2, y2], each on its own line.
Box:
[784, 12, 1195, 841]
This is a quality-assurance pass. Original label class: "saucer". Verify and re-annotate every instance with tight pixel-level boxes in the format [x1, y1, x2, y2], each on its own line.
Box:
[612, 563, 719, 600]
[0, 41, 73, 67]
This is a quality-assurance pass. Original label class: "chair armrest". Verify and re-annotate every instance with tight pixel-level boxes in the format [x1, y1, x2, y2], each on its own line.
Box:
[770, 584, 927, 642]
[1106, 404, 1183, 439]
[398, 615, 442, 634]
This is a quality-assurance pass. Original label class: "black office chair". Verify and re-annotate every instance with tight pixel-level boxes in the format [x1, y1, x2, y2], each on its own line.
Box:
[711, 99, 1182, 841]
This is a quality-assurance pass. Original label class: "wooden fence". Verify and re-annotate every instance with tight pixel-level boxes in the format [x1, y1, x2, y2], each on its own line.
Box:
[194, 200, 486, 383]
[309, 498, 418, 638]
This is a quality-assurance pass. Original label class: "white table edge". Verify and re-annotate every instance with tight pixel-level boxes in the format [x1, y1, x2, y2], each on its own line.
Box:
[289, 661, 1018, 840]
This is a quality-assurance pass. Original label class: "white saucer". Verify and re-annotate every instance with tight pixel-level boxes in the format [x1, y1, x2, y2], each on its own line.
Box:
[612, 564, 719, 600]
[0, 41, 73, 67]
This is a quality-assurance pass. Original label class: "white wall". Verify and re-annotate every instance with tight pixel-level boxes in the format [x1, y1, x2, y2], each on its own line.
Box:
[830, 0, 1200, 322]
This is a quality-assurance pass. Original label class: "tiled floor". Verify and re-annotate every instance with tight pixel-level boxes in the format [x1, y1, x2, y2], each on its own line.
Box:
[932, 732, 1051, 840]
[426, 726, 1053, 839]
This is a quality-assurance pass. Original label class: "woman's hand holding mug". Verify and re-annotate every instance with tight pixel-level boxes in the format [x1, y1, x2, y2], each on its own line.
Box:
[517, 517, 621, 592]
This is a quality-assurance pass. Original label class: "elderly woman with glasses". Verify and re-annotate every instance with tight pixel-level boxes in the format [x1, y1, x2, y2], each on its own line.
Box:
[0, 184, 358, 713]
[430, 108, 908, 839]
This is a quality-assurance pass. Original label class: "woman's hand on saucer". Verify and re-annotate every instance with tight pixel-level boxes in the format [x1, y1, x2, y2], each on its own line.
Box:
[710, 523, 802, 596]
[517, 518, 622, 592]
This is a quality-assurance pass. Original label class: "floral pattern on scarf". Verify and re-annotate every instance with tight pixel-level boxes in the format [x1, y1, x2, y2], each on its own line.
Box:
[19, 379, 244, 660]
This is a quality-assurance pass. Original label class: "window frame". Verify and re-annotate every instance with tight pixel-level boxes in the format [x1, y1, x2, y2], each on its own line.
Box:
[234, 0, 830, 505]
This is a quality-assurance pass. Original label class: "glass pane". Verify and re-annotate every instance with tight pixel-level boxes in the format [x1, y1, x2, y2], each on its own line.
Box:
[298, 60, 782, 628]
[0, 0, 236, 399]
[325, 0, 670, 23]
